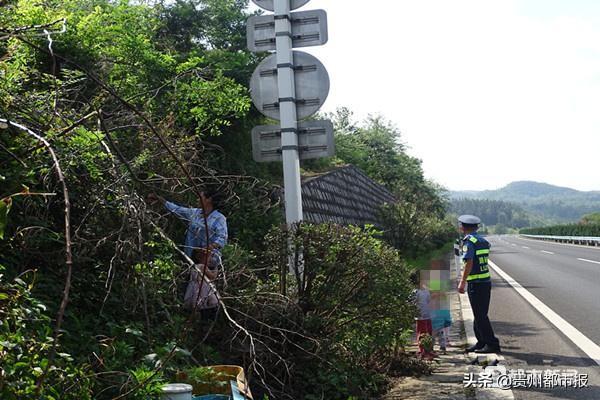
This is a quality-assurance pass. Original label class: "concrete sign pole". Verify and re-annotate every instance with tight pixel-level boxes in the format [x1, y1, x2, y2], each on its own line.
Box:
[274, 0, 303, 224]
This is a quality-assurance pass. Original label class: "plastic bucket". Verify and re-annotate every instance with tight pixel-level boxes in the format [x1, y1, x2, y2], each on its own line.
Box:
[161, 383, 193, 400]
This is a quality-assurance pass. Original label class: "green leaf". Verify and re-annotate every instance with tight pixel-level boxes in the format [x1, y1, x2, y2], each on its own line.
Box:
[0, 198, 11, 239]
[14, 278, 26, 287]
[125, 327, 143, 337]
[57, 352, 73, 361]
[14, 361, 28, 370]
[0, 340, 17, 349]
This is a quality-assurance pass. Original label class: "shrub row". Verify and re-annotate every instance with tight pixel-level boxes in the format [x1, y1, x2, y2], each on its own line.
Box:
[520, 224, 600, 237]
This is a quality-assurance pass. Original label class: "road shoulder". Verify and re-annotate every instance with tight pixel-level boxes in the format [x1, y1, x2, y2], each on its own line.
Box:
[384, 255, 516, 399]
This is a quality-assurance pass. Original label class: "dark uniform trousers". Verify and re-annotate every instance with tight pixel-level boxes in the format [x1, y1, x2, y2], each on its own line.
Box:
[467, 281, 500, 347]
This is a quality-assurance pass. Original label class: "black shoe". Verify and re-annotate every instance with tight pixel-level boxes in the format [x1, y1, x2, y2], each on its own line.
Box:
[465, 343, 484, 353]
[474, 344, 501, 354]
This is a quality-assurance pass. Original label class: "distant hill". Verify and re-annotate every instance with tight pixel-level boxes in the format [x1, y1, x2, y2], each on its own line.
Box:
[450, 181, 600, 224]
[449, 198, 540, 230]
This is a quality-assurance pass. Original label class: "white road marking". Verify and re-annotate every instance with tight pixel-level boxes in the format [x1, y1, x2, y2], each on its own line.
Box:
[511, 244, 517, 247]
[489, 260, 600, 367]
[522, 246, 530, 249]
[540, 250, 554, 255]
[577, 258, 600, 265]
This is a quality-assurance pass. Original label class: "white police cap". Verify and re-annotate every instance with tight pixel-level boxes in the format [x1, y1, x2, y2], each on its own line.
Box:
[458, 214, 481, 225]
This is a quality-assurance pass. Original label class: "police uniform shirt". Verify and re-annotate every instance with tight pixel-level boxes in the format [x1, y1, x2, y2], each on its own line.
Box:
[462, 232, 491, 282]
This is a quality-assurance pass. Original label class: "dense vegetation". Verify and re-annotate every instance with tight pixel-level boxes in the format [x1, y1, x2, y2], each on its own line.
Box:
[450, 198, 530, 227]
[312, 108, 455, 257]
[451, 181, 600, 223]
[520, 224, 600, 237]
[450, 198, 541, 233]
[520, 213, 600, 237]
[580, 213, 600, 225]
[0, 1, 454, 398]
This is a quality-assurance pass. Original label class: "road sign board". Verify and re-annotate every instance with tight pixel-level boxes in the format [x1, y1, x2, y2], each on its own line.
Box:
[247, 9, 328, 52]
[252, 120, 334, 162]
[250, 50, 329, 121]
[251, 0, 310, 11]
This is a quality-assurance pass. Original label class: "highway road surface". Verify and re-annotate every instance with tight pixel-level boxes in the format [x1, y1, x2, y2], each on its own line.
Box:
[485, 235, 600, 399]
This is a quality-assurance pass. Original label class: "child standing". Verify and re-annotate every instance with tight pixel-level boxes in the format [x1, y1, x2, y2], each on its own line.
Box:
[431, 292, 452, 353]
[430, 270, 453, 354]
[411, 271, 435, 359]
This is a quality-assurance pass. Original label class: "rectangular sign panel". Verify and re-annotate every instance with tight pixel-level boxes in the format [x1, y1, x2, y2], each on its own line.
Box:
[247, 9, 328, 52]
[252, 120, 334, 162]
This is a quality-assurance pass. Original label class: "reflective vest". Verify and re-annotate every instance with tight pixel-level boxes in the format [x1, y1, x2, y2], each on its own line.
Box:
[463, 234, 491, 282]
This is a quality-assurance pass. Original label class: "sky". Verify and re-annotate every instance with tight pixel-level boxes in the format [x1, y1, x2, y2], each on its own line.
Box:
[247, 1, 600, 191]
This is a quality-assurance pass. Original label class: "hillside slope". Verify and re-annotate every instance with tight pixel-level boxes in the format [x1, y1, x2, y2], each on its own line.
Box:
[450, 181, 600, 222]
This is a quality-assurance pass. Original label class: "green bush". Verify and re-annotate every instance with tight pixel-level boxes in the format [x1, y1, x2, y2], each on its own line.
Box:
[251, 223, 416, 399]
[0, 1, 451, 399]
[520, 224, 600, 236]
[124, 367, 166, 400]
[379, 202, 456, 257]
[0, 268, 92, 399]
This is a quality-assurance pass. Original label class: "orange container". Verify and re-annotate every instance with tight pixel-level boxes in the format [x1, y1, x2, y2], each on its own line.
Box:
[177, 365, 252, 399]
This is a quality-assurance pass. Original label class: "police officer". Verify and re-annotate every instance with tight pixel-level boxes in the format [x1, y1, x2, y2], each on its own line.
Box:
[458, 215, 501, 354]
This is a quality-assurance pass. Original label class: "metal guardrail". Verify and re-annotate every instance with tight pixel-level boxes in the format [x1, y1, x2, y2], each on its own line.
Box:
[520, 234, 600, 246]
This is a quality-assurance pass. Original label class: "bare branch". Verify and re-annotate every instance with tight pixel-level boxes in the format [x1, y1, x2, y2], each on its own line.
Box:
[0, 118, 74, 394]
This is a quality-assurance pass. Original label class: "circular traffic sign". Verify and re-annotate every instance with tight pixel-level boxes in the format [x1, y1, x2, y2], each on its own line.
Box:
[251, 0, 310, 12]
[250, 51, 330, 121]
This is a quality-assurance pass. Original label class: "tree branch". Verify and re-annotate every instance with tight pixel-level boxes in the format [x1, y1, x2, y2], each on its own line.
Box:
[0, 118, 74, 394]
